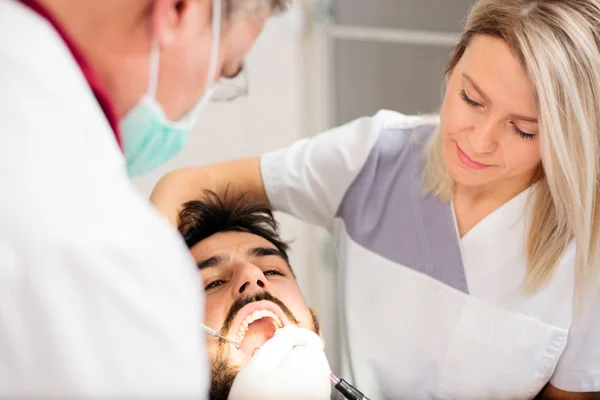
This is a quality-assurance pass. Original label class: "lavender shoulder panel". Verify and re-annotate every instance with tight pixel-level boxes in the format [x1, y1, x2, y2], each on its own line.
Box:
[336, 124, 468, 294]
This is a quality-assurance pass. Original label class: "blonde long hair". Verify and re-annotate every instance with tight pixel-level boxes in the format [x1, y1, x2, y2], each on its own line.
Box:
[424, 0, 600, 307]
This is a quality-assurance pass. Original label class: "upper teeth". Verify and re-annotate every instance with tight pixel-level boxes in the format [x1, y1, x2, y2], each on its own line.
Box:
[235, 310, 283, 343]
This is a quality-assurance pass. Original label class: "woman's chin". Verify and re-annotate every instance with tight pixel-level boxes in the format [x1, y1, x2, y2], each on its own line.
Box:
[446, 162, 495, 188]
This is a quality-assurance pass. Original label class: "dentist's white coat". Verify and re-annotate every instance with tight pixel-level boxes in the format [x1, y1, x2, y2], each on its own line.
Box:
[0, 1, 209, 397]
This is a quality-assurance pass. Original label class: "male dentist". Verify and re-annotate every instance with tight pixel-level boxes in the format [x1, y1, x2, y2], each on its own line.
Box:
[0, 0, 286, 397]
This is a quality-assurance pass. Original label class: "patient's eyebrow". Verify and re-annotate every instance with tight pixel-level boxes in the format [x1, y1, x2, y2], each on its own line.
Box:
[247, 247, 287, 262]
[197, 254, 228, 270]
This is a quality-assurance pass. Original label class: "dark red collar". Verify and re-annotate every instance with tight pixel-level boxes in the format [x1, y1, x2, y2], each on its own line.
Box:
[18, 0, 122, 150]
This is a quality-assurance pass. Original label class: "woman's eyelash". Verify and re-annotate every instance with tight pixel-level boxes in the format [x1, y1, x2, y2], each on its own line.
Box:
[459, 90, 536, 140]
[510, 122, 535, 140]
[459, 90, 480, 108]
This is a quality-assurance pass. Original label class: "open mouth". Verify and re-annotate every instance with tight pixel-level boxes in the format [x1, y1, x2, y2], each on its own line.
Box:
[230, 301, 289, 355]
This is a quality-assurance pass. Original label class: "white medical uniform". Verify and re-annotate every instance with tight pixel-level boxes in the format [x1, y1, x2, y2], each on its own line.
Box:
[261, 110, 600, 399]
[0, 0, 208, 397]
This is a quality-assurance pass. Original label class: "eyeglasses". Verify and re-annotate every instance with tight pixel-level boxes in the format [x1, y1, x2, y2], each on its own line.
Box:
[211, 63, 249, 102]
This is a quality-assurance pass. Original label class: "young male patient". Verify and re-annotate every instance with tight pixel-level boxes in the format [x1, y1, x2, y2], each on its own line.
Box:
[177, 191, 329, 400]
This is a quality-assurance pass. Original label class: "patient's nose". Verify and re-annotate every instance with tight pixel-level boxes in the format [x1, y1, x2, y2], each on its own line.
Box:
[233, 262, 269, 296]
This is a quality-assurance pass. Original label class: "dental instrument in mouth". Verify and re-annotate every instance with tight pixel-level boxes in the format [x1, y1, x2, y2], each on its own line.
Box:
[200, 323, 263, 356]
[200, 323, 242, 351]
[201, 309, 285, 356]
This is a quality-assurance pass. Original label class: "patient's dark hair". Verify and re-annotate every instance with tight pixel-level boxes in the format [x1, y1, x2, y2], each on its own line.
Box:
[178, 190, 290, 265]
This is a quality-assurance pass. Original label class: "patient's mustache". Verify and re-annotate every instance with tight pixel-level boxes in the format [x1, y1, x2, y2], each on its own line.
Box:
[220, 291, 299, 336]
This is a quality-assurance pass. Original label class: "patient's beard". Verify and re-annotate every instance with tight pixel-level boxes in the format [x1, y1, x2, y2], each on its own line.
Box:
[209, 344, 237, 400]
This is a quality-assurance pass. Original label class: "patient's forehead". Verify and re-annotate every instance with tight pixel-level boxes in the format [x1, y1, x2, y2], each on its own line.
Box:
[190, 231, 279, 263]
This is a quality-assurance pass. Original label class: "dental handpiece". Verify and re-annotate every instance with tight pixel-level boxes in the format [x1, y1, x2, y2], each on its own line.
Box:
[330, 373, 371, 400]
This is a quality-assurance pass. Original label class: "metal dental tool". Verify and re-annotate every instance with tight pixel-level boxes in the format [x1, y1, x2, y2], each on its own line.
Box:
[200, 323, 242, 351]
[200, 323, 261, 356]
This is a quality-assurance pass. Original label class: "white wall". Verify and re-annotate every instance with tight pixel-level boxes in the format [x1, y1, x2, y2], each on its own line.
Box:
[132, 1, 341, 374]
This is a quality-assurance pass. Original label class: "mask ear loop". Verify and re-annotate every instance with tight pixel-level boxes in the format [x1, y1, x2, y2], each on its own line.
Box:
[148, 40, 160, 99]
[204, 0, 222, 92]
[147, 0, 221, 101]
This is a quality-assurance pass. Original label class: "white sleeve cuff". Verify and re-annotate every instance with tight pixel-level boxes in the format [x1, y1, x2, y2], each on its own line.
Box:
[550, 370, 600, 392]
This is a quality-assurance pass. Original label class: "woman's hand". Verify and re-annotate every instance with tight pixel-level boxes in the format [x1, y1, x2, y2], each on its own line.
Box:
[536, 384, 599, 400]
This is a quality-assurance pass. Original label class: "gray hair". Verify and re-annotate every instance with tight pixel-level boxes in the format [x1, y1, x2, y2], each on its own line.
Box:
[224, 0, 290, 16]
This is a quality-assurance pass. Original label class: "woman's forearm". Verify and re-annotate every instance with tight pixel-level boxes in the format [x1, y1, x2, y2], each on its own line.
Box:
[150, 157, 267, 226]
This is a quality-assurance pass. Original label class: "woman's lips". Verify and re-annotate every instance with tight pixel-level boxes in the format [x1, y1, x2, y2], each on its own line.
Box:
[456, 144, 491, 170]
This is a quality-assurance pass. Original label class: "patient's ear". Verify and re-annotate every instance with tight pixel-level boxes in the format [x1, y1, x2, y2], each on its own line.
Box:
[309, 308, 326, 348]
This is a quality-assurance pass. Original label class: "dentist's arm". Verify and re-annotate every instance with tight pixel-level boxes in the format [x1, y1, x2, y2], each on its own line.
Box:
[150, 157, 267, 226]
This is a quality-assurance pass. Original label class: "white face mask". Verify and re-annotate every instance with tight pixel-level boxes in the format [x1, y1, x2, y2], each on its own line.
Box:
[120, 0, 222, 177]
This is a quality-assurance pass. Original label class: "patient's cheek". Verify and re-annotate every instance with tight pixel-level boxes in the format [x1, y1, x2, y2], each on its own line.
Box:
[287, 298, 314, 328]
[203, 295, 230, 332]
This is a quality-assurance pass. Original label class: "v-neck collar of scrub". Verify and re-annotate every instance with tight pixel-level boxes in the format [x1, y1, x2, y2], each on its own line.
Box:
[453, 185, 533, 245]
[452, 185, 534, 294]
